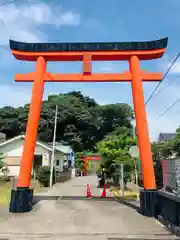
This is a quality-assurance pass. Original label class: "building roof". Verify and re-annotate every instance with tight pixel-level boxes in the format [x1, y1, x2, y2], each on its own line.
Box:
[158, 132, 177, 142]
[48, 142, 73, 154]
[0, 135, 68, 154]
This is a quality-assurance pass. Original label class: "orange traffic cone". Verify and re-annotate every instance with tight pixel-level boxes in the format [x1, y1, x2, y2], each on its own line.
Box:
[101, 183, 106, 198]
[86, 184, 92, 198]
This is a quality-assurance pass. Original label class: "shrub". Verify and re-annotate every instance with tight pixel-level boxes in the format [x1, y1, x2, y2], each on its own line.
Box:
[96, 166, 102, 175]
[0, 157, 4, 170]
[112, 171, 120, 185]
[123, 172, 131, 186]
[112, 170, 130, 186]
[37, 166, 56, 187]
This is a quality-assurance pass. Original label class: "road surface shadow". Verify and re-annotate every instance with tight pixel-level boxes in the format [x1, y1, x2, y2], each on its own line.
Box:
[58, 196, 115, 201]
[33, 195, 116, 205]
[72, 184, 98, 188]
[33, 195, 60, 205]
[114, 197, 141, 212]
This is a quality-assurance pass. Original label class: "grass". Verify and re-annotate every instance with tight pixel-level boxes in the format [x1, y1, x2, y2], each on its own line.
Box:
[0, 180, 43, 206]
[107, 181, 139, 200]
[111, 188, 139, 200]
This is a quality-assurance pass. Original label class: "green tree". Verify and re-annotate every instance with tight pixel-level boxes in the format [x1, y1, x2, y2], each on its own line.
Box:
[0, 91, 134, 152]
[74, 152, 83, 170]
[97, 127, 136, 180]
[151, 140, 174, 159]
[170, 127, 180, 156]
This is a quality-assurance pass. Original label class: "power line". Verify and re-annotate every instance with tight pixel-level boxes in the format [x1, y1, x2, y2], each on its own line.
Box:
[152, 97, 180, 123]
[0, 0, 22, 8]
[0, 0, 28, 41]
[0, 0, 49, 43]
[152, 74, 180, 98]
[0, 17, 12, 39]
[145, 52, 180, 105]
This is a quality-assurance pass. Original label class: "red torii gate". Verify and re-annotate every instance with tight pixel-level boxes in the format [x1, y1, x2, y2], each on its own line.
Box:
[81, 154, 101, 173]
[8, 37, 168, 215]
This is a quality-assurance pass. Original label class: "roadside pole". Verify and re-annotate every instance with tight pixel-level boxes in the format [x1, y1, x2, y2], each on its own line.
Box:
[134, 158, 139, 201]
[120, 164, 124, 197]
[50, 105, 58, 187]
[130, 120, 139, 201]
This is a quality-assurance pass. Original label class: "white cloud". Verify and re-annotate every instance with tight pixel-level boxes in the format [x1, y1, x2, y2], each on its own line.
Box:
[93, 61, 129, 73]
[99, 62, 117, 72]
[0, 85, 32, 107]
[57, 11, 80, 26]
[22, 3, 80, 26]
[0, 84, 57, 108]
[0, 1, 81, 44]
[23, 3, 52, 24]
[161, 54, 180, 74]
[169, 61, 180, 74]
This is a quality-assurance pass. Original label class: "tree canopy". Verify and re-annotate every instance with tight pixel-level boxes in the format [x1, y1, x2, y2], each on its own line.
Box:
[0, 91, 134, 152]
[97, 126, 136, 180]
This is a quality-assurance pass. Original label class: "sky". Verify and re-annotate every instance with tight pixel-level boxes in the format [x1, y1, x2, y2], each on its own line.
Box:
[0, 0, 179, 141]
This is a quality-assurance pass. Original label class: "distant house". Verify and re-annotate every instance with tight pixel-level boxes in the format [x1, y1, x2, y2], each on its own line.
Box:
[157, 132, 177, 158]
[48, 142, 75, 168]
[158, 132, 177, 143]
[0, 135, 72, 177]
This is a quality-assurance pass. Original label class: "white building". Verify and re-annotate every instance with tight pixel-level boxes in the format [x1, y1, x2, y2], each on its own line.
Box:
[0, 135, 70, 177]
[52, 142, 75, 168]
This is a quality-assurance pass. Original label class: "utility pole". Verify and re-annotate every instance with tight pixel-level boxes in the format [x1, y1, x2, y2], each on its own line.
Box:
[132, 120, 139, 201]
[132, 120, 136, 182]
[120, 164, 124, 197]
[132, 119, 136, 139]
[50, 105, 58, 187]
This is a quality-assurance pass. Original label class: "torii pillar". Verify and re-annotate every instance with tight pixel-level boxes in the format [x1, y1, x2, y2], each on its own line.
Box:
[8, 38, 168, 214]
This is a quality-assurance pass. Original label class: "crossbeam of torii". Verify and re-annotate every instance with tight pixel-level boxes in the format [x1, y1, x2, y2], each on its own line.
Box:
[9, 38, 168, 214]
[14, 71, 162, 82]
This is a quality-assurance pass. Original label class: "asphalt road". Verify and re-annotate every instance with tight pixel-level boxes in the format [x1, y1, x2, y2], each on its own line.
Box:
[0, 175, 178, 240]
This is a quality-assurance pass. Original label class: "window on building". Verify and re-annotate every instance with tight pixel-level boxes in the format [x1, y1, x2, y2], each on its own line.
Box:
[56, 160, 59, 166]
